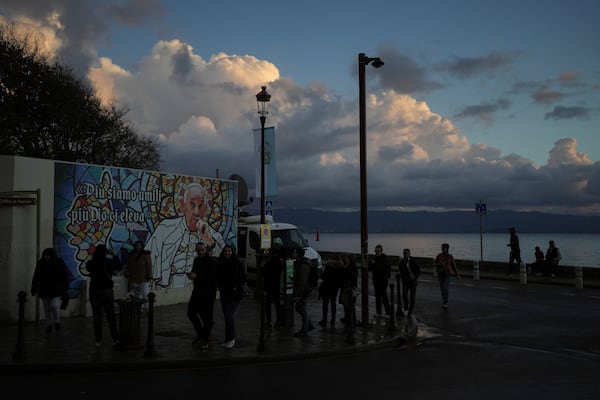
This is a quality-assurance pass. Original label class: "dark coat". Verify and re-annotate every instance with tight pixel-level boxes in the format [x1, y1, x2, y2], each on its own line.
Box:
[370, 253, 391, 285]
[398, 257, 421, 286]
[31, 257, 69, 298]
[87, 256, 122, 292]
[217, 254, 246, 301]
[190, 253, 217, 298]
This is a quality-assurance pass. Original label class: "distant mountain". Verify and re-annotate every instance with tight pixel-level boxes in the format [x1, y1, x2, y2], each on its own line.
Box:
[270, 208, 600, 234]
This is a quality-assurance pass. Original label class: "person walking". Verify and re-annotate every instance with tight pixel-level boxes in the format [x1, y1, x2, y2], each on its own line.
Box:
[216, 245, 246, 349]
[434, 243, 460, 311]
[506, 227, 522, 275]
[369, 244, 391, 316]
[30, 248, 70, 333]
[186, 242, 217, 349]
[318, 256, 344, 326]
[398, 248, 421, 318]
[86, 244, 122, 347]
[292, 246, 314, 337]
[124, 241, 153, 302]
[263, 240, 285, 329]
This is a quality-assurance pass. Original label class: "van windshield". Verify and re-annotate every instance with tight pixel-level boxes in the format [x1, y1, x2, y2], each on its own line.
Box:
[272, 229, 306, 248]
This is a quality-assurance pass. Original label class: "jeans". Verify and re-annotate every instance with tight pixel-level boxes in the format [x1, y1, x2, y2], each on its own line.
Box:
[295, 297, 308, 333]
[129, 281, 149, 301]
[187, 292, 215, 341]
[220, 298, 239, 342]
[41, 296, 61, 327]
[437, 273, 451, 305]
[374, 281, 391, 314]
[89, 288, 119, 343]
[402, 282, 417, 315]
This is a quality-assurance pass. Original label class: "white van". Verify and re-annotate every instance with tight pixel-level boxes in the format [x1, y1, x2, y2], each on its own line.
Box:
[237, 215, 322, 285]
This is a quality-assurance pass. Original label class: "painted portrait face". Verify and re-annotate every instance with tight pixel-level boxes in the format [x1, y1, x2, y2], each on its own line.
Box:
[182, 186, 208, 231]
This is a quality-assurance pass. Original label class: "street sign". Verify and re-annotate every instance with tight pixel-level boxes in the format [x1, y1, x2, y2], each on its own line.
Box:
[0, 197, 37, 206]
[476, 202, 487, 215]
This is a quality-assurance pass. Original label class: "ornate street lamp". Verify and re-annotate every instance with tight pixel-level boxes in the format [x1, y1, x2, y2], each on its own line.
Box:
[358, 53, 383, 325]
[255, 85, 271, 352]
[256, 86, 271, 224]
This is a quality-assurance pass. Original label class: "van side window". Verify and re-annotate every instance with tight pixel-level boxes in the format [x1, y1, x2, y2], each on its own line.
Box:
[249, 231, 260, 251]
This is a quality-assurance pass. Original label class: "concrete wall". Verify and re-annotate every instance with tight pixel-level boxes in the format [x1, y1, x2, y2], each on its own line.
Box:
[0, 156, 55, 323]
[0, 155, 236, 323]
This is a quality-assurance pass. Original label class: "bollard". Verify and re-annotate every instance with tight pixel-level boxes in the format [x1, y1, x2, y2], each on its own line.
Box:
[257, 288, 267, 352]
[13, 291, 27, 361]
[575, 266, 584, 290]
[345, 293, 356, 344]
[519, 262, 527, 285]
[395, 274, 403, 317]
[473, 260, 480, 281]
[432, 260, 438, 277]
[388, 283, 396, 331]
[144, 292, 156, 358]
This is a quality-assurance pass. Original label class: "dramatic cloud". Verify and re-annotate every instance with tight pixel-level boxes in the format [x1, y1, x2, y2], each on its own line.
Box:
[2, 6, 599, 215]
[0, 0, 163, 73]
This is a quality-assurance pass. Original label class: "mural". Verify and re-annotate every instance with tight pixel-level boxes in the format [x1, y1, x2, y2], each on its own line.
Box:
[53, 162, 237, 294]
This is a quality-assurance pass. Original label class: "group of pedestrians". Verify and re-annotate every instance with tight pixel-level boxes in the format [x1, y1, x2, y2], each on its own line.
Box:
[32, 240, 246, 349]
[506, 227, 562, 278]
[32, 239, 464, 350]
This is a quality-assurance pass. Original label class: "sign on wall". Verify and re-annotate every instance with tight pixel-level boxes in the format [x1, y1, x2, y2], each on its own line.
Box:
[53, 162, 237, 292]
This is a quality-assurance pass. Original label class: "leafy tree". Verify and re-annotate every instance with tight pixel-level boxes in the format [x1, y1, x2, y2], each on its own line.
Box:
[0, 22, 161, 170]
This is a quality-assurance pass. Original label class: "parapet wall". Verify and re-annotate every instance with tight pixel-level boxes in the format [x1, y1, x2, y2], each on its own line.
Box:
[319, 251, 600, 289]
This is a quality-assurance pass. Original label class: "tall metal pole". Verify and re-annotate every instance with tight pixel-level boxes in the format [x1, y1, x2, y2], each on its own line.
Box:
[257, 114, 266, 352]
[358, 53, 369, 325]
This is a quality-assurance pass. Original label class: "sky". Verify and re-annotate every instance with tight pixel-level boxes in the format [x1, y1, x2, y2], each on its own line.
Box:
[1, 0, 599, 215]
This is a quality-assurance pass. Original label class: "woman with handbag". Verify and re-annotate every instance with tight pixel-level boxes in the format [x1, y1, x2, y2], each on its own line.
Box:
[216, 245, 246, 349]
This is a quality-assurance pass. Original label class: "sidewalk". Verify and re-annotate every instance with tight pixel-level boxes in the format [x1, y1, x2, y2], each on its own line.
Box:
[0, 294, 415, 375]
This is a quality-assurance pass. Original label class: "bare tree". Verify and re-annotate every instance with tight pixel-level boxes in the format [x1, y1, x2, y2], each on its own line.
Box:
[0, 22, 161, 170]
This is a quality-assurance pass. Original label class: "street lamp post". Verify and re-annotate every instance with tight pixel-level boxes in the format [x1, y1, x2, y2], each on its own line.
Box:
[358, 53, 383, 325]
[255, 85, 271, 352]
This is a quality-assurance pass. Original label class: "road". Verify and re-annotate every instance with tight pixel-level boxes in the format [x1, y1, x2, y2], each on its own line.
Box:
[3, 277, 599, 400]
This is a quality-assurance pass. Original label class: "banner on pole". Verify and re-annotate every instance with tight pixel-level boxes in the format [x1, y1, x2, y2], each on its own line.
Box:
[254, 126, 278, 199]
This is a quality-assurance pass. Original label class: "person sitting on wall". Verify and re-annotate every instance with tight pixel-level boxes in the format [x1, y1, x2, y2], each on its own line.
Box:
[531, 246, 545, 276]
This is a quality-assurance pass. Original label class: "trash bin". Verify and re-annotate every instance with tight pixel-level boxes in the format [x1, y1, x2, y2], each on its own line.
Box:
[115, 297, 145, 351]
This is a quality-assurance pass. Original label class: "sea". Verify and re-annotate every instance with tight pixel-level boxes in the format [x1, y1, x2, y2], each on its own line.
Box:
[309, 232, 600, 269]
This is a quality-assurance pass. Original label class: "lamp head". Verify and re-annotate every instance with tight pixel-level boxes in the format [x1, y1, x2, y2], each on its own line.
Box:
[256, 86, 271, 116]
[370, 58, 384, 68]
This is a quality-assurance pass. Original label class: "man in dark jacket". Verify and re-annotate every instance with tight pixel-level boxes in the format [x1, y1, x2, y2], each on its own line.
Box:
[398, 248, 421, 318]
[369, 244, 391, 315]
